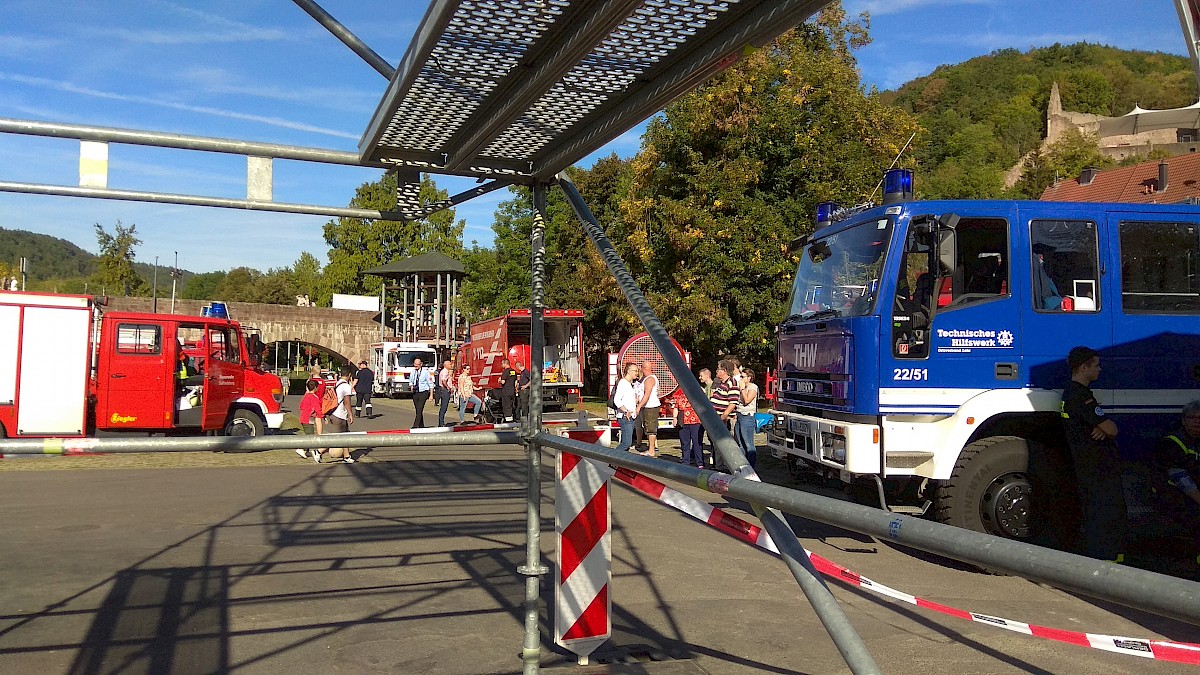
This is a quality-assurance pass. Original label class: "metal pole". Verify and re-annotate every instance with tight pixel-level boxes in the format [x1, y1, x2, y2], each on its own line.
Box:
[0, 430, 520, 455]
[152, 256, 158, 313]
[0, 116, 386, 168]
[519, 183, 550, 673]
[380, 281, 386, 343]
[435, 272, 443, 348]
[536, 431, 1200, 626]
[0, 180, 406, 221]
[555, 173, 880, 674]
[170, 251, 177, 314]
[291, 0, 397, 80]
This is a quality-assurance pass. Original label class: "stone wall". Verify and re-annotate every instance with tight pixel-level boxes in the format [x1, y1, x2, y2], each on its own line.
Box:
[105, 297, 388, 363]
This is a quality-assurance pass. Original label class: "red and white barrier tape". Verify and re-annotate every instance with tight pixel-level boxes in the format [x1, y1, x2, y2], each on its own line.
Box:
[610, 467, 1200, 665]
[360, 418, 579, 435]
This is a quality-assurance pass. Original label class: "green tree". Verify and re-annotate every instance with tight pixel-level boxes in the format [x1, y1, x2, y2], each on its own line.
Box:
[255, 267, 300, 305]
[291, 252, 322, 302]
[211, 267, 263, 302]
[615, 4, 919, 369]
[319, 172, 465, 305]
[1011, 129, 1114, 198]
[91, 221, 147, 297]
[182, 271, 226, 300]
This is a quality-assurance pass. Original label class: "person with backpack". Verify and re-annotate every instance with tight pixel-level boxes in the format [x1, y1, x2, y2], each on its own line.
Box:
[325, 366, 356, 463]
[296, 379, 325, 463]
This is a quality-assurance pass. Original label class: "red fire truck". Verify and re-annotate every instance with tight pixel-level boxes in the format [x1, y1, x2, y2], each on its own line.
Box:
[0, 291, 285, 440]
[457, 309, 584, 410]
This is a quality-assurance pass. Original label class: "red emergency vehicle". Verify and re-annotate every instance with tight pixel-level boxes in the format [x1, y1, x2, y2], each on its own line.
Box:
[457, 309, 584, 410]
[0, 291, 285, 440]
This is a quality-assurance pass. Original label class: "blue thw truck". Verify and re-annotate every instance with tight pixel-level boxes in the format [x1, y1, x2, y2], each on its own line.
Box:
[767, 169, 1200, 545]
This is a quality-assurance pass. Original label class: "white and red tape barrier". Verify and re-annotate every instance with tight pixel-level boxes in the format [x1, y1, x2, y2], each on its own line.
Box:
[610, 466, 1200, 666]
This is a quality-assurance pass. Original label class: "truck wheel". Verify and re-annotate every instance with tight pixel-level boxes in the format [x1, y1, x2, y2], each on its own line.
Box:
[224, 409, 265, 438]
[935, 436, 1036, 541]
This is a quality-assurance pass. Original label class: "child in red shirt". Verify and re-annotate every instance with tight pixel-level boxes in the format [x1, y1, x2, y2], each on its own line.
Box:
[297, 379, 324, 462]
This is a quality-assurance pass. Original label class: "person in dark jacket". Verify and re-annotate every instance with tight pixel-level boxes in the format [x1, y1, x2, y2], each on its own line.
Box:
[1060, 346, 1127, 562]
[498, 358, 517, 422]
[353, 360, 374, 417]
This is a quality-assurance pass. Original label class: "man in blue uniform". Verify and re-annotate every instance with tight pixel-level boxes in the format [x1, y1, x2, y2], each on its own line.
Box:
[1060, 346, 1128, 562]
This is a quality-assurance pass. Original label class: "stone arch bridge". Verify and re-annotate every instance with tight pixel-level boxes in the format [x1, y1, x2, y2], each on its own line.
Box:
[107, 298, 385, 365]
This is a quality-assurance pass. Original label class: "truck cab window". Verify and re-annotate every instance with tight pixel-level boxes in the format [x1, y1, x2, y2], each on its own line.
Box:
[1030, 219, 1099, 312]
[893, 236, 932, 359]
[207, 327, 239, 363]
[939, 217, 1010, 311]
[1119, 221, 1200, 314]
[115, 324, 161, 355]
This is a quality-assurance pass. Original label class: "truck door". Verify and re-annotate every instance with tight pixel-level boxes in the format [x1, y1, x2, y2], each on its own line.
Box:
[1109, 211, 1200, 459]
[201, 324, 242, 430]
[891, 214, 1022, 404]
[101, 321, 171, 429]
[1020, 209, 1112, 392]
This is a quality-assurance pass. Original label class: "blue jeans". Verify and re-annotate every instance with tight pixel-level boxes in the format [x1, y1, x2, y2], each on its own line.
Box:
[679, 424, 703, 466]
[615, 414, 635, 453]
[458, 394, 482, 423]
[437, 388, 451, 426]
[735, 413, 757, 468]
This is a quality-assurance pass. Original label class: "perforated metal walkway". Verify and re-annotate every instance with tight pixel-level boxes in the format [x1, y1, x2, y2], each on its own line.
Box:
[360, 0, 827, 181]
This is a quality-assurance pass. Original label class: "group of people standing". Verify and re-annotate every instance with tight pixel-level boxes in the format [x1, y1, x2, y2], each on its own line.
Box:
[407, 358, 486, 428]
[612, 357, 759, 469]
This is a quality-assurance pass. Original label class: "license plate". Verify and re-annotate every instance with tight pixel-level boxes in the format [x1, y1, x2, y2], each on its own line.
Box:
[789, 419, 810, 436]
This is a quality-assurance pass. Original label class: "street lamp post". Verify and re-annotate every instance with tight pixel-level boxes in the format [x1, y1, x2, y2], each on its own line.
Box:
[170, 251, 178, 314]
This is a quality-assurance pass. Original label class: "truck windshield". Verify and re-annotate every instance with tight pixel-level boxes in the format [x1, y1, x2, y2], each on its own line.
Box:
[393, 351, 435, 367]
[785, 217, 893, 320]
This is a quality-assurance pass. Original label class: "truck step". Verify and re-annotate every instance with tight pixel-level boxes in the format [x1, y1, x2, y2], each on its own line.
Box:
[884, 450, 935, 469]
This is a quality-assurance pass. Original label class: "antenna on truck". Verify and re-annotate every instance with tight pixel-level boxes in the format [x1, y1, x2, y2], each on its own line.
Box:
[867, 131, 917, 203]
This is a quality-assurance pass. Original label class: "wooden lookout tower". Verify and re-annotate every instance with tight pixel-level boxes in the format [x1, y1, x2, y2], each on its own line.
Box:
[364, 251, 466, 353]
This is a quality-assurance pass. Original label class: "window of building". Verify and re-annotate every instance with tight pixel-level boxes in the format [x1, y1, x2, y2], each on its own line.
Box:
[115, 324, 161, 355]
[1119, 221, 1200, 314]
[1029, 220, 1099, 312]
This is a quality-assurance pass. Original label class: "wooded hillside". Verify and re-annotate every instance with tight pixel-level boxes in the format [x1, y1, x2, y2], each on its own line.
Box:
[883, 43, 1197, 199]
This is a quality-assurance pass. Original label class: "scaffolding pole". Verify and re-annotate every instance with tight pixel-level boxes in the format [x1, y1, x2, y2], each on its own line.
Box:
[556, 172, 880, 674]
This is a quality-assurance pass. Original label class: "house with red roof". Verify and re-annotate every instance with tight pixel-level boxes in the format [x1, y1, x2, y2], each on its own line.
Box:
[1039, 153, 1200, 204]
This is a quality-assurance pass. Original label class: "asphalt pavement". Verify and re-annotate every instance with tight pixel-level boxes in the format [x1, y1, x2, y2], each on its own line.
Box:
[1, 395, 1198, 674]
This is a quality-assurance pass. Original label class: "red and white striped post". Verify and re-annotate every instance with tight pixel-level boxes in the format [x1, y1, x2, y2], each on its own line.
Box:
[555, 448, 614, 664]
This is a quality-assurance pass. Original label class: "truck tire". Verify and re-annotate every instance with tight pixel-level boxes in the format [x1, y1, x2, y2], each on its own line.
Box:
[224, 408, 265, 438]
[935, 436, 1036, 541]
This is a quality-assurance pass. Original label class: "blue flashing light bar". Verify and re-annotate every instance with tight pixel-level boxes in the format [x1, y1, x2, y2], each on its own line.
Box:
[816, 201, 840, 226]
[882, 169, 913, 205]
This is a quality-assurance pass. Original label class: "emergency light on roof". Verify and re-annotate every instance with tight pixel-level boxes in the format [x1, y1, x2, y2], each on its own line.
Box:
[882, 169, 914, 205]
[816, 201, 840, 228]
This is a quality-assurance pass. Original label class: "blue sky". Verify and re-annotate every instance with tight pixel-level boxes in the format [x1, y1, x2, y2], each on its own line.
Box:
[0, 0, 1190, 273]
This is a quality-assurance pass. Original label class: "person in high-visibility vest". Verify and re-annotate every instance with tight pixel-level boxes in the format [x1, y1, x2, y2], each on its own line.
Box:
[1154, 401, 1200, 564]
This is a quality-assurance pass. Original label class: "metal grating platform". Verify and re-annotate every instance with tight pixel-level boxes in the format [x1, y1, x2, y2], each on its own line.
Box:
[360, 0, 829, 180]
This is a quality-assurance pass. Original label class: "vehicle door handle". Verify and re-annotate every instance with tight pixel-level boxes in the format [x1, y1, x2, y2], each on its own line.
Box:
[111, 374, 125, 379]
[994, 362, 1018, 380]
